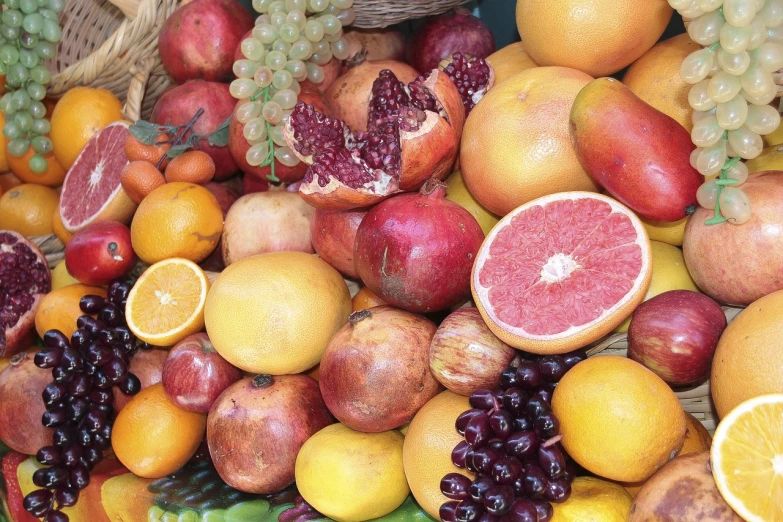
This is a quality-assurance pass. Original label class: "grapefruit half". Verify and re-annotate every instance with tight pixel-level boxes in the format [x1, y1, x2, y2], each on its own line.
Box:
[59, 122, 137, 233]
[472, 192, 652, 354]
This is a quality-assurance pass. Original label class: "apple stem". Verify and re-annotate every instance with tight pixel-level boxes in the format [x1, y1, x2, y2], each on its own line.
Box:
[252, 374, 274, 388]
[349, 309, 372, 324]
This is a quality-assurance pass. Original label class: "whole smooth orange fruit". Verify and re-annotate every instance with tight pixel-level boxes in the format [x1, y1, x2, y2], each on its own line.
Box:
[486, 41, 538, 85]
[0, 184, 59, 237]
[35, 284, 108, 339]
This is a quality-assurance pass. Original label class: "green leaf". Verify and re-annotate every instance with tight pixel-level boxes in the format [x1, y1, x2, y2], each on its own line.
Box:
[166, 143, 192, 159]
[128, 120, 163, 145]
[207, 117, 231, 147]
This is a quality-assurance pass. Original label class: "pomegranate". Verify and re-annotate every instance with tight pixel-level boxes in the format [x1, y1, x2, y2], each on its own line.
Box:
[429, 307, 516, 396]
[221, 190, 315, 266]
[310, 207, 367, 279]
[407, 8, 496, 74]
[286, 68, 466, 210]
[228, 87, 331, 184]
[684, 171, 783, 305]
[150, 80, 238, 179]
[343, 28, 406, 64]
[318, 306, 440, 432]
[207, 374, 333, 494]
[242, 174, 271, 195]
[354, 179, 485, 313]
[158, 0, 254, 83]
[112, 348, 168, 413]
[233, 29, 252, 63]
[0, 351, 54, 455]
[299, 57, 343, 94]
[0, 231, 51, 357]
[64, 221, 135, 286]
[441, 52, 496, 115]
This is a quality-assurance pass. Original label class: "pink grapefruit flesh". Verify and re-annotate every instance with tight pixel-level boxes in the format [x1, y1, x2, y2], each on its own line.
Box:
[59, 122, 137, 233]
[472, 192, 652, 354]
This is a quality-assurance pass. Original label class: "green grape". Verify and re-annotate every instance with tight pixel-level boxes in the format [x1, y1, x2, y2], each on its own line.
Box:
[31, 117, 49, 134]
[2, 9, 23, 28]
[289, 39, 312, 61]
[29, 65, 50, 84]
[39, 8, 57, 20]
[279, 22, 300, 43]
[28, 99, 45, 118]
[0, 63, 6, 75]
[274, 145, 299, 167]
[319, 15, 341, 35]
[312, 39, 329, 55]
[287, 10, 306, 31]
[7, 137, 30, 156]
[7, 63, 27, 86]
[236, 101, 262, 123]
[272, 38, 291, 55]
[270, 124, 286, 146]
[309, 0, 328, 12]
[36, 0, 46, 6]
[272, 88, 297, 109]
[3, 120, 21, 139]
[254, 65, 273, 88]
[246, 141, 269, 166]
[255, 14, 271, 25]
[22, 13, 43, 34]
[0, 25, 20, 40]
[286, 0, 306, 11]
[41, 18, 61, 42]
[304, 19, 324, 41]
[335, 7, 355, 25]
[229, 78, 258, 99]
[20, 31, 39, 48]
[35, 41, 55, 59]
[289, 79, 301, 94]
[31, 135, 52, 154]
[48, 0, 65, 12]
[233, 59, 259, 79]
[11, 88, 29, 108]
[310, 51, 332, 66]
[0, 93, 11, 112]
[19, 0, 37, 14]
[26, 81, 45, 100]
[265, 50, 286, 71]
[324, 29, 342, 43]
[330, 0, 352, 7]
[268, 0, 285, 13]
[305, 61, 324, 83]
[4, 0, 20, 8]
[253, 23, 278, 45]
[0, 45, 19, 65]
[331, 38, 349, 60]
[252, 0, 273, 12]
[272, 69, 293, 90]
[262, 100, 283, 124]
[270, 12, 286, 28]
[28, 153, 47, 173]
[19, 48, 39, 68]
[243, 117, 266, 141]
[241, 37, 265, 61]
[322, 3, 338, 14]
[13, 110, 32, 130]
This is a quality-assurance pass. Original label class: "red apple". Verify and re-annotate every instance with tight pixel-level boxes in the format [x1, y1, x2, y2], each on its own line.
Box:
[64, 221, 135, 286]
[162, 333, 242, 413]
[628, 290, 727, 386]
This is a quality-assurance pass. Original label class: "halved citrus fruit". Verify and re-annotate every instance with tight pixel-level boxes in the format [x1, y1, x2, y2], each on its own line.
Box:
[711, 393, 783, 522]
[59, 122, 137, 233]
[472, 192, 652, 354]
[126, 258, 209, 347]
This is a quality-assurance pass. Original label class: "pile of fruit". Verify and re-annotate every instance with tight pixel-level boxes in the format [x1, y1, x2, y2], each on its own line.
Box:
[2, 0, 783, 520]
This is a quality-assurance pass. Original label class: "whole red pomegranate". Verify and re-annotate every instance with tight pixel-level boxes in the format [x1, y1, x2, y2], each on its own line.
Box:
[65, 221, 135, 286]
[318, 306, 440, 432]
[112, 348, 168, 413]
[343, 28, 406, 64]
[354, 179, 485, 313]
[0, 351, 54, 455]
[407, 8, 496, 74]
[207, 374, 333, 494]
[150, 80, 238, 179]
[0, 231, 51, 357]
[684, 171, 783, 306]
[310, 207, 367, 279]
[242, 174, 271, 195]
[158, 0, 253, 83]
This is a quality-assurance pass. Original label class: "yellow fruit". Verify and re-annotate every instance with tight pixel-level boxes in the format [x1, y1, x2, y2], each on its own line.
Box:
[615, 241, 699, 332]
[444, 170, 499, 235]
[295, 424, 409, 521]
[622, 34, 701, 132]
[551, 477, 633, 522]
[681, 412, 712, 456]
[51, 260, 79, 290]
[762, 120, 783, 147]
[0, 184, 59, 237]
[711, 393, 783, 522]
[101, 473, 156, 522]
[130, 182, 223, 264]
[515, 0, 672, 77]
[403, 391, 473, 519]
[35, 284, 108, 339]
[640, 216, 688, 247]
[111, 383, 206, 479]
[51, 210, 73, 245]
[552, 356, 686, 482]
[745, 143, 783, 173]
[50, 86, 124, 170]
[205, 252, 351, 375]
[486, 41, 538, 85]
[125, 258, 209, 347]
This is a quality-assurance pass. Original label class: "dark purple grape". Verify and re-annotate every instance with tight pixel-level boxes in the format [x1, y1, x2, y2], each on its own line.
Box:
[489, 410, 512, 440]
[69, 463, 91, 490]
[36, 446, 62, 466]
[42, 382, 67, 406]
[515, 361, 542, 389]
[465, 447, 478, 473]
[502, 388, 528, 417]
[100, 328, 119, 345]
[533, 387, 552, 404]
[452, 441, 470, 468]
[499, 368, 518, 390]
[117, 373, 141, 395]
[525, 397, 550, 419]
[538, 445, 566, 480]
[67, 398, 89, 423]
[60, 349, 83, 372]
[471, 447, 500, 476]
[70, 329, 89, 349]
[77, 426, 92, 446]
[530, 498, 553, 522]
[52, 366, 72, 383]
[476, 515, 499, 522]
[109, 282, 130, 305]
[86, 343, 112, 366]
[543, 477, 571, 503]
[47, 510, 69, 522]
[469, 389, 497, 411]
[79, 295, 106, 314]
[83, 361, 97, 376]
[93, 370, 112, 389]
[114, 325, 133, 343]
[538, 356, 567, 383]
[562, 349, 587, 369]
[23, 489, 52, 517]
[563, 460, 577, 483]
[98, 303, 123, 326]
[111, 346, 129, 362]
[62, 444, 83, 467]
[42, 406, 67, 427]
[85, 409, 106, 433]
[512, 416, 533, 432]
[107, 280, 122, 298]
[35, 348, 63, 368]
[512, 476, 525, 496]
[52, 428, 73, 447]
[68, 373, 92, 397]
[504, 431, 539, 459]
[34, 465, 68, 488]
[534, 412, 559, 439]
[54, 487, 79, 508]
[491, 457, 523, 485]
[99, 423, 112, 441]
[464, 412, 492, 449]
[441, 473, 472, 500]
[455, 499, 484, 522]
[44, 329, 71, 349]
[104, 358, 128, 382]
[137, 341, 154, 350]
[88, 389, 112, 404]
[469, 476, 494, 502]
[488, 439, 505, 454]
[440, 501, 459, 522]
[522, 465, 548, 497]
[484, 485, 514, 516]
[503, 499, 538, 522]
[93, 432, 111, 449]
[456, 409, 485, 435]
[93, 402, 112, 415]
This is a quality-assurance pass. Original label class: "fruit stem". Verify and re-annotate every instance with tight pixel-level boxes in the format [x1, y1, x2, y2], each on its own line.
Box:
[252, 374, 274, 388]
[704, 157, 740, 226]
[251, 86, 279, 184]
[348, 309, 372, 323]
[155, 108, 206, 170]
[420, 178, 447, 198]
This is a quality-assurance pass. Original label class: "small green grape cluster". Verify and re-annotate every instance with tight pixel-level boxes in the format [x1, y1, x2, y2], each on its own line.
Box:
[230, 0, 355, 182]
[0, 0, 64, 173]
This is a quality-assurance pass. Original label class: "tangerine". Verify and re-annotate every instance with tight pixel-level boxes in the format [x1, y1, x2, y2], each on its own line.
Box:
[120, 161, 166, 205]
[124, 133, 171, 167]
[35, 284, 108, 339]
[0, 184, 59, 237]
[164, 150, 216, 184]
[6, 145, 66, 187]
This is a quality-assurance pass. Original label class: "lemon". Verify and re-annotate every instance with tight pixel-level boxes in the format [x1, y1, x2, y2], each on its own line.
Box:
[552, 477, 633, 521]
[615, 241, 699, 332]
[295, 423, 409, 522]
[51, 260, 79, 290]
[444, 170, 500, 235]
[745, 144, 783, 173]
[762, 122, 783, 147]
[640, 216, 687, 247]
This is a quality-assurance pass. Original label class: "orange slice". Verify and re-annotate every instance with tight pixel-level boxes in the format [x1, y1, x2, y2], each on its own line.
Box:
[711, 393, 783, 522]
[125, 258, 209, 347]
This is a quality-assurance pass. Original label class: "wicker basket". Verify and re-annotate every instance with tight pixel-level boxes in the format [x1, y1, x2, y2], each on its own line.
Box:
[353, 0, 473, 28]
[586, 306, 745, 434]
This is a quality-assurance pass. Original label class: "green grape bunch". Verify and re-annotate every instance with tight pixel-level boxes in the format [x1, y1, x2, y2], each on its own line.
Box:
[0, 0, 64, 173]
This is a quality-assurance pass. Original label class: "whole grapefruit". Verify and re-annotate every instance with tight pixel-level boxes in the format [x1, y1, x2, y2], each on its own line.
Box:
[486, 41, 538, 86]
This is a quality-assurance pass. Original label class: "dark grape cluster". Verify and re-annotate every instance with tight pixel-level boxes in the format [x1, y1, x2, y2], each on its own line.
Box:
[440, 350, 587, 522]
[23, 280, 146, 522]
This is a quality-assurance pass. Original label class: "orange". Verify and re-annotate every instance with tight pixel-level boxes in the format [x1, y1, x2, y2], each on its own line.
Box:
[130, 182, 223, 264]
[125, 258, 210, 347]
[120, 161, 166, 204]
[552, 356, 686, 483]
[403, 391, 473, 519]
[460, 67, 598, 216]
[623, 34, 701, 132]
[7, 146, 66, 187]
[51, 210, 73, 245]
[111, 382, 206, 479]
[711, 289, 783, 418]
[0, 184, 59, 237]
[351, 286, 387, 312]
[205, 252, 352, 375]
[50, 86, 124, 170]
[124, 133, 171, 166]
[51, 260, 79, 291]
[0, 111, 8, 173]
[35, 284, 108, 339]
[515, 0, 673, 77]
[486, 41, 538, 85]
[681, 412, 712, 456]
[164, 150, 216, 184]
[711, 393, 783, 521]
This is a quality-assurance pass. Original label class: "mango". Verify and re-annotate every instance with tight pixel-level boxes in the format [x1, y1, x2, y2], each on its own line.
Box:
[101, 472, 156, 522]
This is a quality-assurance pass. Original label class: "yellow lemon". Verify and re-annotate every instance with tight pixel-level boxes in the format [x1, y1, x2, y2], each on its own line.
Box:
[640, 216, 688, 247]
[444, 170, 500, 235]
[51, 260, 79, 290]
[552, 477, 633, 521]
[745, 143, 783, 173]
[762, 122, 783, 147]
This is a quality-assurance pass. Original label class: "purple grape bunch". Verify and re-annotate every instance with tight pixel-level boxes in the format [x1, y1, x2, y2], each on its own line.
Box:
[440, 350, 587, 522]
[23, 280, 148, 522]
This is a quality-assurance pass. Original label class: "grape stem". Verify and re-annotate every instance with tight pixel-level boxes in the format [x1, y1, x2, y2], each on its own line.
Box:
[250, 85, 279, 184]
[704, 155, 741, 226]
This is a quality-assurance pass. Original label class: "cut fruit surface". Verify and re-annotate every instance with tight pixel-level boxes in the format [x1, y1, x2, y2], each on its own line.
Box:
[125, 258, 209, 347]
[711, 393, 783, 522]
[59, 122, 137, 233]
[472, 192, 652, 354]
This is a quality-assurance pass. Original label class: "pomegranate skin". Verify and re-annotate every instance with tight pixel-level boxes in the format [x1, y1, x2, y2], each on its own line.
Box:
[112, 348, 168, 413]
[318, 306, 440, 432]
[354, 180, 485, 313]
[343, 28, 406, 64]
[407, 8, 496, 74]
[207, 374, 333, 494]
[0, 351, 54, 455]
[150, 80, 238, 179]
[310, 207, 367, 279]
[158, 0, 254, 84]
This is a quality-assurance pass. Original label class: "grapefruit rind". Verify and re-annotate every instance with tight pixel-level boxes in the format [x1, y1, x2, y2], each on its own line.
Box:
[471, 192, 652, 354]
[710, 393, 783, 522]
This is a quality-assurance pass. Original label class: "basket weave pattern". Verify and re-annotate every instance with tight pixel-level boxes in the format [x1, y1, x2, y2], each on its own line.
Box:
[353, 0, 472, 28]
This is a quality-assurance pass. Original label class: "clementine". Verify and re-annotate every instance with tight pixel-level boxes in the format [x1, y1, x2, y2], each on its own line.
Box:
[35, 284, 108, 339]
[0, 184, 59, 237]
[165, 150, 216, 184]
[120, 161, 166, 204]
[6, 146, 66, 187]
